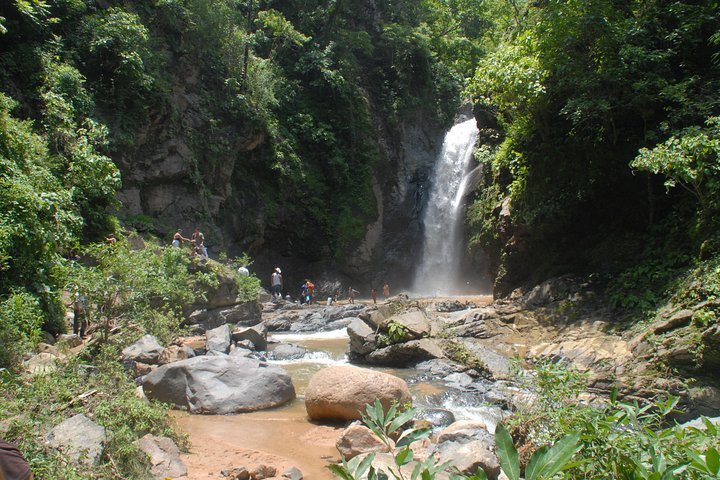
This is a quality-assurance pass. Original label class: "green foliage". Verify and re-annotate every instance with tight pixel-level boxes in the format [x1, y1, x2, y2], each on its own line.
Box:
[441, 339, 487, 372]
[495, 423, 580, 480]
[505, 361, 720, 480]
[468, 39, 547, 124]
[0, 347, 185, 479]
[331, 399, 449, 480]
[0, 290, 44, 369]
[60, 239, 195, 345]
[632, 117, 720, 214]
[465, 0, 720, 290]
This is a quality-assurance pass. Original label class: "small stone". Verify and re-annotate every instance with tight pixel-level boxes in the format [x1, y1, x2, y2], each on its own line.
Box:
[250, 464, 277, 480]
[282, 466, 303, 480]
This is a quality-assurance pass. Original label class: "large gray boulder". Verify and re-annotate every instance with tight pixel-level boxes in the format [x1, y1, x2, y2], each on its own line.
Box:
[187, 301, 262, 331]
[305, 366, 411, 421]
[206, 324, 231, 353]
[364, 339, 444, 367]
[45, 414, 106, 466]
[263, 312, 297, 331]
[143, 356, 295, 414]
[268, 343, 308, 361]
[122, 335, 165, 365]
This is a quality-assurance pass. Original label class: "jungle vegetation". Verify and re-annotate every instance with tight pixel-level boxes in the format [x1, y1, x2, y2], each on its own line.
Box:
[1, 0, 720, 477]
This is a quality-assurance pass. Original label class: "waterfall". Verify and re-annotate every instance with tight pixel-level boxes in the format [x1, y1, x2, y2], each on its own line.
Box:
[413, 118, 479, 295]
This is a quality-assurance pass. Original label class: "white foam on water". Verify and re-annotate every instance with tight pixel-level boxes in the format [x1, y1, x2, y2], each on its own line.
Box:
[440, 399, 506, 433]
[269, 328, 349, 342]
[269, 352, 349, 366]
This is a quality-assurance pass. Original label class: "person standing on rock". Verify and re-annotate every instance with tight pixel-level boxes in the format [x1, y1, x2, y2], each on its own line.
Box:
[72, 289, 88, 338]
[383, 282, 390, 299]
[271, 267, 283, 299]
[192, 228, 207, 257]
[347, 286, 359, 304]
[371, 288, 378, 304]
[172, 229, 189, 248]
[305, 279, 315, 304]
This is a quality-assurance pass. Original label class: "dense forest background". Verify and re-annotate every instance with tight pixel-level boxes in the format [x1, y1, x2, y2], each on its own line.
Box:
[2, 1, 720, 478]
[1, 0, 720, 341]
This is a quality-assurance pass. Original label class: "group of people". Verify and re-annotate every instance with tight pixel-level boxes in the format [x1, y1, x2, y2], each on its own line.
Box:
[172, 228, 207, 258]
[269, 265, 390, 306]
[348, 282, 390, 304]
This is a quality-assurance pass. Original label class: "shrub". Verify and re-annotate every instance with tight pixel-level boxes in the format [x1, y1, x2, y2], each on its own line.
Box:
[0, 290, 44, 370]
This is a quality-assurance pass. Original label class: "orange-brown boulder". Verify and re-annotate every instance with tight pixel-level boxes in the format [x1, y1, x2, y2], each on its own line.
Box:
[304, 366, 411, 421]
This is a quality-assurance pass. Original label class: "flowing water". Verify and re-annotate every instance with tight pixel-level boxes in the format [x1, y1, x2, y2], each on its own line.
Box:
[413, 118, 480, 296]
[176, 323, 505, 479]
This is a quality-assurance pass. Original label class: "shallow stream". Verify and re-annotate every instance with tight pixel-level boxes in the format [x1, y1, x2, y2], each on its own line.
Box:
[176, 316, 506, 479]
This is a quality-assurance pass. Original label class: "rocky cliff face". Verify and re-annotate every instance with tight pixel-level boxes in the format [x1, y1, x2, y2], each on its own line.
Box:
[113, 52, 452, 292]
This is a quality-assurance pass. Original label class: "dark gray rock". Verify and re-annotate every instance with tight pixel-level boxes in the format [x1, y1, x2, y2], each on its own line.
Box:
[319, 304, 368, 321]
[326, 317, 356, 330]
[283, 467, 304, 480]
[415, 359, 467, 376]
[142, 355, 295, 413]
[187, 301, 262, 331]
[347, 318, 377, 356]
[43, 331, 56, 345]
[289, 312, 326, 333]
[122, 335, 164, 365]
[434, 301, 474, 313]
[45, 414, 106, 466]
[364, 339, 444, 367]
[269, 343, 308, 361]
[229, 346, 254, 358]
[700, 324, 720, 369]
[56, 334, 82, 348]
[206, 324, 231, 353]
[263, 313, 297, 331]
[232, 324, 268, 351]
[521, 275, 580, 308]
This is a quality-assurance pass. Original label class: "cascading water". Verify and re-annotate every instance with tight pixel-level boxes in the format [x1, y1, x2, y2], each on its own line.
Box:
[413, 118, 479, 295]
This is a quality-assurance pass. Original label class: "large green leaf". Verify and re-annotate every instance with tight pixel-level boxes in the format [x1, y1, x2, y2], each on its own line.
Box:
[356, 453, 377, 479]
[525, 445, 549, 480]
[395, 447, 414, 466]
[494, 424, 520, 480]
[535, 432, 581, 479]
[396, 427, 431, 448]
[706, 447, 720, 475]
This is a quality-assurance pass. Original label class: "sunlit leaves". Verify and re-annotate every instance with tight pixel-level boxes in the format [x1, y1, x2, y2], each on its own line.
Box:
[632, 116, 720, 210]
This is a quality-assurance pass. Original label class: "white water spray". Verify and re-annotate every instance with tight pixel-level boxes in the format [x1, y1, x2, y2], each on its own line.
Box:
[413, 118, 479, 295]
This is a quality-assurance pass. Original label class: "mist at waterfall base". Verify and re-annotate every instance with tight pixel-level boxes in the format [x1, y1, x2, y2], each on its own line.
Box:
[412, 118, 485, 297]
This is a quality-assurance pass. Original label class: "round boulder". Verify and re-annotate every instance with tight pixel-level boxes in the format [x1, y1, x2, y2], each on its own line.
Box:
[305, 366, 411, 421]
[143, 355, 295, 414]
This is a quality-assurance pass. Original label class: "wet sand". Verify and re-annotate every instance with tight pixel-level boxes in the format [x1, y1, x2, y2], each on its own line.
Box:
[174, 401, 343, 480]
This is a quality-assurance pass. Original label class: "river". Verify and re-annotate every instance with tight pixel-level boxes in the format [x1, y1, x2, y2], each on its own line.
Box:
[175, 297, 503, 479]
